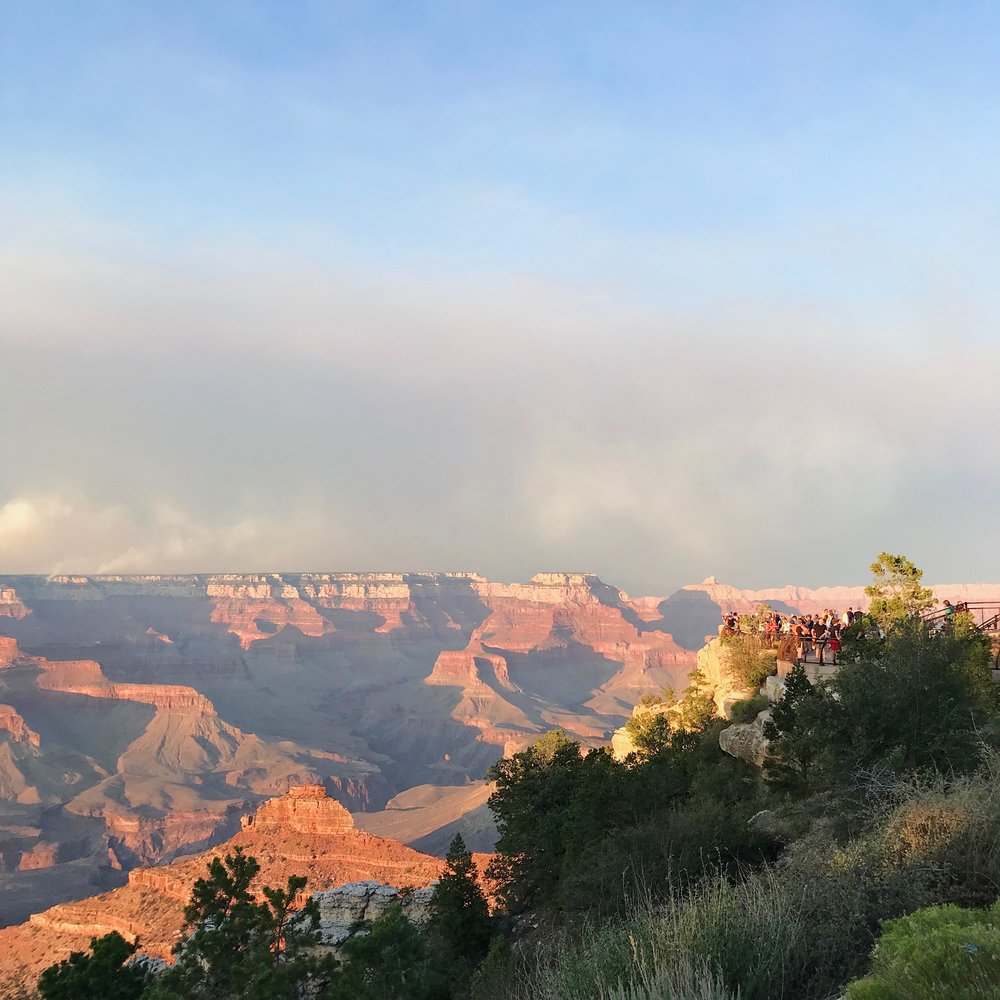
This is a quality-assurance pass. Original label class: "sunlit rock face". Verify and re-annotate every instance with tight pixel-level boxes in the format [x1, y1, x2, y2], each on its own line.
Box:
[696, 638, 758, 717]
[0, 784, 446, 987]
[0, 571, 694, 928]
[1, 571, 995, 934]
[243, 783, 355, 835]
[313, 881, 437, 947]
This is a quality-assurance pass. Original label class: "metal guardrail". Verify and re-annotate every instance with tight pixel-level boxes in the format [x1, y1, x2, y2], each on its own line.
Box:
[921, 602, 1000, 632]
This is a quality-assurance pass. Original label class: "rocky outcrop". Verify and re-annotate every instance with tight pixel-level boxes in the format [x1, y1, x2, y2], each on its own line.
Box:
[718, 720, 770, 767]
[39, 675, 217, 714]
[610, 702, 673, 760]
[0, 704, 40, 747]
[14, 842, 61, 871]
[0, 637, 20, 668]
[242, 783, 355, 835]
[0, 588, 28, 620]
[426, 646, 504, 690]
[312, 881, 436, 946]
[0, 786, 447, 984]
[696, 638, 757, 717]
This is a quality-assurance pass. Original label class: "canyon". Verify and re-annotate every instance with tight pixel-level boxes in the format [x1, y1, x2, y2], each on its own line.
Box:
[0, 784, 459, 989]
[2, 570, 997, 942]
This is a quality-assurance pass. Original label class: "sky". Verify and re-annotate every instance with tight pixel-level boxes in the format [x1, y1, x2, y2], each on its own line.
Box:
[1, 1, 998, 595]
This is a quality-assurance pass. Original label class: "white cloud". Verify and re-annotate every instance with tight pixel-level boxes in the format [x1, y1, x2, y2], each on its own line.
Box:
[1, 208, 998, 592]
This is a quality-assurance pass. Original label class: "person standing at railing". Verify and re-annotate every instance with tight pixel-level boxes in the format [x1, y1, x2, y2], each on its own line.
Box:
[811, 619, 827, 665]
[793, 617, 808, 662]
[828, 625, 842, 665]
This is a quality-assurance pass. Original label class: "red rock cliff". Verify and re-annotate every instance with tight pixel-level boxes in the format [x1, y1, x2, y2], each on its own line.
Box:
[242, 783, 355, 835]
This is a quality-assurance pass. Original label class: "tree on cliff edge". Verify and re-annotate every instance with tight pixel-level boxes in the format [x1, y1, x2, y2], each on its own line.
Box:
[865, 552, 935, 632]
[486, 729, 585, 912]
[428, 833, 491, 968]
[146, 847, 333, 1000]
[38, 932, 149, 1000]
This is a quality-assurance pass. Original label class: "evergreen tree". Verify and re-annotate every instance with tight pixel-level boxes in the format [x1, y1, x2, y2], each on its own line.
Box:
[148, 847, 332, 1000]
[486, 729, 585, 912]
[765, 616, 994, 789]
[427, 834, 490, 967]
[329, 903, 440, 1000]
[37, 932, 149, 1000]
[625, 710, 674, 759]
[762, 663, 834, 792]
[830, 617, 993, 778]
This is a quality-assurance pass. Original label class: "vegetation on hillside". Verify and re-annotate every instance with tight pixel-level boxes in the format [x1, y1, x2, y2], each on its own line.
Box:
[35, 553, 1000, 1000]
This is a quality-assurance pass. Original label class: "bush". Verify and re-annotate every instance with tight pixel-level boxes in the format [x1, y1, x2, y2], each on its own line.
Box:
[38, 932, 149, 1000]
[829, 619, 994, 779]
[729, 695, 768, 724]
[721, 636, 776, 690]
[845, 902, 1000, 1000]
[638, 686, 675, 708]
[503, 750, 1000, 1000]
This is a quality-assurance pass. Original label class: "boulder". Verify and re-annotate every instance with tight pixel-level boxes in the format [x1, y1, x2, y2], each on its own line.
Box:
[718, 721, 770, 767]
[311, 880, 437, 947]
[763, 675, 786, 703]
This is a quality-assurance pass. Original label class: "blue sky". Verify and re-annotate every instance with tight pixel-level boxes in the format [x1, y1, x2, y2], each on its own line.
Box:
[1, 2, 998, 591]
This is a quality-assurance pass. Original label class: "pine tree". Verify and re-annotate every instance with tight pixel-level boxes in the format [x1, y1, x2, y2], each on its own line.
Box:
[37, 932, 149, 1000]
[428, 834, 490, 966]
[762, 663, 833, 792]
[147, 848, 332, 1000]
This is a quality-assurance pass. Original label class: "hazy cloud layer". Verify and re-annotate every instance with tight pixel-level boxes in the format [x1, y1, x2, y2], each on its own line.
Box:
[2, 214, 997, 595]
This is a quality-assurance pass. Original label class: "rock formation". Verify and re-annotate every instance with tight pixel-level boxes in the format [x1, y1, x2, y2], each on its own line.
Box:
[695, 638, 758, 716]
[718, 720, 771, 768]
[312, 881, 436, 947]
[0, 785, 447, 990]
[1, 571, 996, 929]
[0, 590, 28, 621]
[243, 783, 355, 835]
[0, 705, 39, 748]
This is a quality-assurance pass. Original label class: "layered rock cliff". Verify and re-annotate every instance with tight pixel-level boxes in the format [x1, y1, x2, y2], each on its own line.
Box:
[0, 785, 447, 988]
[243, 783, 355, 835]
[313, 881, 436, 947]
[0, 705, 39, 748]
[2, 570, 996, 931]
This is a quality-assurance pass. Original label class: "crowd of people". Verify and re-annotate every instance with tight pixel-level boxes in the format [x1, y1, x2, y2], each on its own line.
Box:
[720, 607, 866, 666]
[721, 600, 989, 669]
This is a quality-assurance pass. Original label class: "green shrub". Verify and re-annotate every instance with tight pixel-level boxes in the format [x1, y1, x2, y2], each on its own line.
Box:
[729, 695, 768, 724]
[638, 686, 675, 708]
[845, 902, 1000, 1000]
[721, 636, 776, 690]
[506, 751, 1000, 1000]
